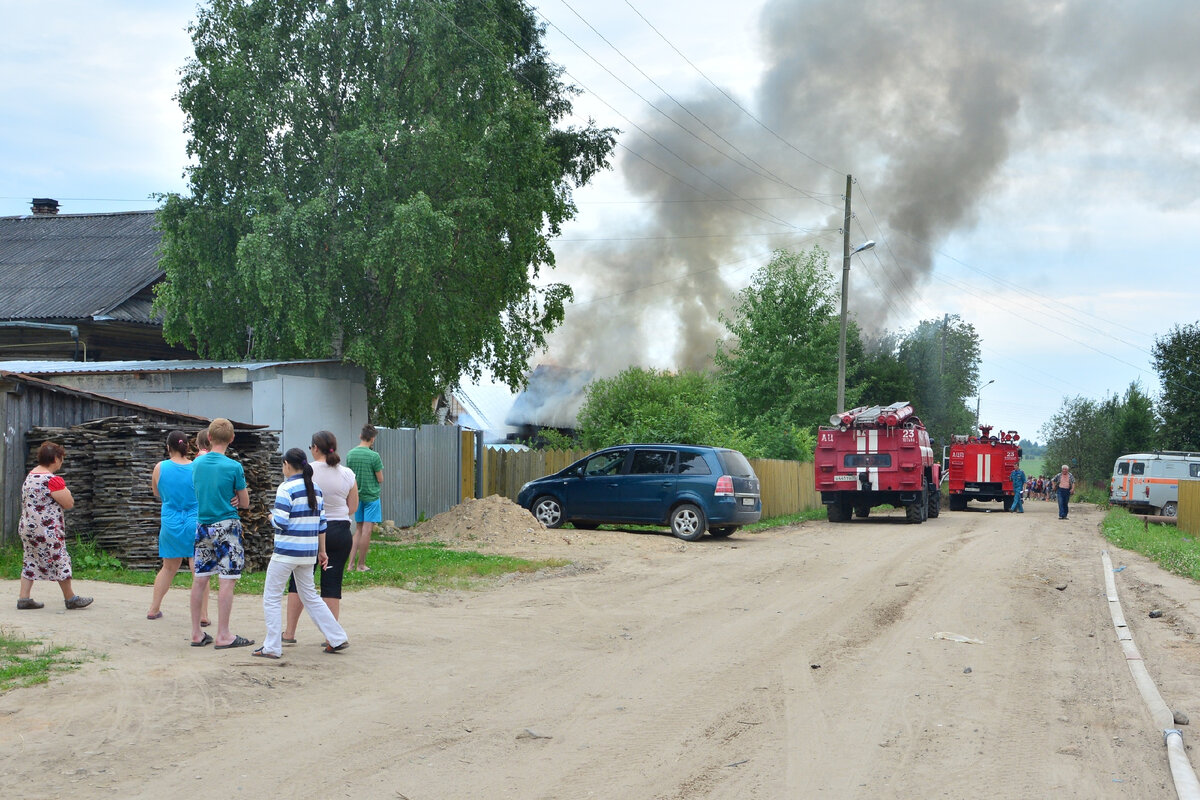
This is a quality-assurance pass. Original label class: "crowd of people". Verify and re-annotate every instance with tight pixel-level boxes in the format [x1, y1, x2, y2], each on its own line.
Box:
[1010, 464, 1076, 519]
[14, 419, 386, 660]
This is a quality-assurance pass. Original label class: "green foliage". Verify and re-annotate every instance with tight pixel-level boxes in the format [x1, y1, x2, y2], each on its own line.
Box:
[155, 0, 616, 423]
[1153, 323, 1200, 450]
[535, 428, 577, 450]
[714, 248, 842, 432]
[852, 332, 917, 413]
[1040, 382, 1159, 485]
[577, 367, 749, 451]
[1112, 382, 1158, 456]
[895, 315, 980, 447]
[1102, 507, 1200, 581]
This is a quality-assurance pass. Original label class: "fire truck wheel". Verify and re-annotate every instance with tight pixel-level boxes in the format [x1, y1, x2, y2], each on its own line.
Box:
[853, 505, 871, 518]
[927, 488, 940, 518]
[531, 496, 565, 528]
[948, 494, 967, 512]
[1162, 502, 1178, 517]
[827, 498, 851, 523]
[670, 503, 707, 541]
[906, 481, 927, 524]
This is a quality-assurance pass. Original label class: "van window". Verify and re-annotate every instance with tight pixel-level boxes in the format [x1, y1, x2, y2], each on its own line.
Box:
[1191, 463, 1200, 478]
[584, 450, 627, 476]
[1131, 462, 1145, 475]
[716, 450, 755, 477]
[678, 452, 712, 475]
[630, 450, 676, 475]
[845, 453, 892, 468]
[1116, 463, 1129, 475]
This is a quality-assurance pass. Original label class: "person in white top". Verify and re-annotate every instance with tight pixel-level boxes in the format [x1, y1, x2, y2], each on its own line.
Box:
[282, 430, 358, 643]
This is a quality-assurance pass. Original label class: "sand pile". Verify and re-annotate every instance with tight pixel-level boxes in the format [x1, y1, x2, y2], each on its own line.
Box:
[387, 494, 567, 549]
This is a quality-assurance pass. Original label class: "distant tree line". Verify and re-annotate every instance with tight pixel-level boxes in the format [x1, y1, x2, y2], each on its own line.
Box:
[1039, 321, 1200, 485]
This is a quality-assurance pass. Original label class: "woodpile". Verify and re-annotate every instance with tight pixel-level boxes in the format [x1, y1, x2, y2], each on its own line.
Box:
[26, 417, 280, 570]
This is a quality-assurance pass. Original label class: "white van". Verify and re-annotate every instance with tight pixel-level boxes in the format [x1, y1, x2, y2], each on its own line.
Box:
[1109, 451, 1200, 517]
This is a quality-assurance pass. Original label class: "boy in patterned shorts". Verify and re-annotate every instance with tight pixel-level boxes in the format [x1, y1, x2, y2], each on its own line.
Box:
[189, 418, 254, 649]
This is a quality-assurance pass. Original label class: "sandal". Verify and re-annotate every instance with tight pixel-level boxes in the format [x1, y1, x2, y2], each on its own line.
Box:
[323, 641, 350, 654]
[147, 611, 164, 620]
[252, 647, 280, 659]
[191, 632, 214, 647]
[214, 635, 254, 650]
[281, 637, 296, 645]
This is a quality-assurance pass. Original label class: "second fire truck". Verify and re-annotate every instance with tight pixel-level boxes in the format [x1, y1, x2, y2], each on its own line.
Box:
[945, 425, 1022, 511]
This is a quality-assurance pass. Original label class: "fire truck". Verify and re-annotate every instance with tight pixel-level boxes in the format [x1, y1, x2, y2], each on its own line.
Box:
[815, 402, 940, 524]
[945, 425, 1021, 511]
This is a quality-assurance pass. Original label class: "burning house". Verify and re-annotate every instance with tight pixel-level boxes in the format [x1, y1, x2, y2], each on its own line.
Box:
[504, 364, 593, 444]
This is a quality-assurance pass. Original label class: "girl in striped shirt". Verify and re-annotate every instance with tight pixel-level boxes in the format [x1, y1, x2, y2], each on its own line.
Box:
[255, 448, 350, 658]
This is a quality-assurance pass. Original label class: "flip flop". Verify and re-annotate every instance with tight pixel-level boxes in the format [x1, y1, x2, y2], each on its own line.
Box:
[323, 641, 350, 654]
[214, 635, 255, 650]
[191, 633, 213, 647]
[200, 620, 211, 627]
[147, 611, 164, 620]
[281, 637, 296, 645]
[252, 647, 280, 659]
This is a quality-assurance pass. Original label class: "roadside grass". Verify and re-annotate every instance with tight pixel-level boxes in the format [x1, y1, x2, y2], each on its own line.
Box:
[1101, 506, 1200, 581]
[0, 537, 567, 596]
[0, 628, 86, 692]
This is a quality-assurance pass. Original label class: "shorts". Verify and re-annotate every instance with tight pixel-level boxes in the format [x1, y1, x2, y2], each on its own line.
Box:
[193, 518, 245, 579]
[354, 499, 382, 523]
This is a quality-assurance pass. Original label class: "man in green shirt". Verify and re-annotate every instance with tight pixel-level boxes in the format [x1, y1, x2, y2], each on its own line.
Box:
[346, 424, 384, 572]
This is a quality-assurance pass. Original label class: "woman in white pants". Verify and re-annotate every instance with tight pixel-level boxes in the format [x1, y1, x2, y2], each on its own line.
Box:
[255, 448, 349, 658]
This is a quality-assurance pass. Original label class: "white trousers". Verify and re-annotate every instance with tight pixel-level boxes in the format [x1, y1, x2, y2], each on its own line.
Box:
[262, 556, 348, 657]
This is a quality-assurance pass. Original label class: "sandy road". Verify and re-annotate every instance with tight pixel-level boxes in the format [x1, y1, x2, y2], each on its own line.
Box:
[4, 497, 1200, 799]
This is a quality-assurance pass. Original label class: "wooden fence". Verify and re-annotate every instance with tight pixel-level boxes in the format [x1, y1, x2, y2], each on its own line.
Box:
[1180, 479, 1200, 536]
[474, 447, 819, 517]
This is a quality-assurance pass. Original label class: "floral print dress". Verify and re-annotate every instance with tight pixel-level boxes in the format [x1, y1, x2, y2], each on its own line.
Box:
[19, 471, 72, 582]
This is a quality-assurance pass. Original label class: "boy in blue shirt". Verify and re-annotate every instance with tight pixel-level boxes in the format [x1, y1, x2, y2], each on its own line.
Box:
[189, 418, 254, 649]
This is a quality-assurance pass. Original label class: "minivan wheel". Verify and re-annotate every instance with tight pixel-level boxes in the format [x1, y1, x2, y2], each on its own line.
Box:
[532, 496, 565, 528]
[670, 503, 706, 541]
[709, 526, 738, 538]
[1162, 501, 1178, 518]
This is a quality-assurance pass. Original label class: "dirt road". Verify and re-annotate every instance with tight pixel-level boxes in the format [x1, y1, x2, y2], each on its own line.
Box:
[4, 498, 1200, 799]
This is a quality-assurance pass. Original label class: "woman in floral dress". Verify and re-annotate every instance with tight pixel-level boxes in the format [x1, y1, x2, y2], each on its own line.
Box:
[16, 441, 92, 610]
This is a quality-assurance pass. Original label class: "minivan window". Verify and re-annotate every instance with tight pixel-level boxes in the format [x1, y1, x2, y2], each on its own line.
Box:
[630, 450, 676, 475]
[584, 450, 627, 476]
[678, 452, 712, 475]
[1116, 463, 1129, 475]
[1131, 462, 1145, 475]
[1191, 463, 1200, 478]
[716, 450, 754, 477]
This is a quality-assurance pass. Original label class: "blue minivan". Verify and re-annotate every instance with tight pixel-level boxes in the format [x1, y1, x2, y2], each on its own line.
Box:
[516, 444, 761, 541]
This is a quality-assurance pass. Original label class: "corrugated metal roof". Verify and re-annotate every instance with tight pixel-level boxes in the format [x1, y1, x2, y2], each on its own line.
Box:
[0, 358, 343, 375]
[0, 210, 164, 321]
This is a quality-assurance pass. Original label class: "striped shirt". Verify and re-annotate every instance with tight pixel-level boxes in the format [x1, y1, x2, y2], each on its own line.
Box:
[271, 475, 327, 565]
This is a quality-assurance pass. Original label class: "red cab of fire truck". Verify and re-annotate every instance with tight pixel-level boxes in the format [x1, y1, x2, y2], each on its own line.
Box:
[945, 425, 1021, 511]
[814, 402, 941, 524]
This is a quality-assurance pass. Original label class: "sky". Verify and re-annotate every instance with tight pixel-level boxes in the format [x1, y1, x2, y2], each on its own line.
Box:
[3, 0, 1199, 445]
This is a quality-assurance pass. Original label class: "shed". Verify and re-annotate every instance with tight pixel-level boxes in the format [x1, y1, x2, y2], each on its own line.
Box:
[0, 359, 368, 457]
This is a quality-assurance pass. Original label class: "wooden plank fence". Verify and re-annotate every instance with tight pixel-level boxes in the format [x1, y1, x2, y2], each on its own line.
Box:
[1180, 479, 1200, 537]
[475, 447, 819, 517]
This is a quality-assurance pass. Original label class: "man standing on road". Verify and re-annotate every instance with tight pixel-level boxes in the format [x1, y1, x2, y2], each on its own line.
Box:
[346, 424, 384, 572]
[1053, 464, 1075, 520]
[1009, 464, 1026, 513]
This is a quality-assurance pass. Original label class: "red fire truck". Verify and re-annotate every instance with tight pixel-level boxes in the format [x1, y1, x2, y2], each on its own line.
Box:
[815, 402, 940, 524]
[945, 425, 1021, 511]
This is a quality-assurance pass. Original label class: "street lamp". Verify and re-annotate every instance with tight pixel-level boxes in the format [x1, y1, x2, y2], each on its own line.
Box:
[836, 234, 876, 413]
[975, 379, 995, 434]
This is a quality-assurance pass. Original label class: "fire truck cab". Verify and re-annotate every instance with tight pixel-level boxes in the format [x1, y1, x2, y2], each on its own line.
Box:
[814, 401, 940, 524]
[946, 425, 1021, 511]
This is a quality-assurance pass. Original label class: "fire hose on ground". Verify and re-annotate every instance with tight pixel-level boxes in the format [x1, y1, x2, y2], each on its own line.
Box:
[1101, 550, 1200, 798]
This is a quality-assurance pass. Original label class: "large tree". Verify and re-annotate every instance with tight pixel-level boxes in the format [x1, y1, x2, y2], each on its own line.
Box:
[1153, 323, 1200, 450]
[155, 0, 615, 423]
[895, 315, 980, 448]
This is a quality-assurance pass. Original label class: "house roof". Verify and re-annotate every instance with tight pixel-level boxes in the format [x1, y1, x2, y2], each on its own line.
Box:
[0, 358, 343, 376]
[0, 210, 163, 323]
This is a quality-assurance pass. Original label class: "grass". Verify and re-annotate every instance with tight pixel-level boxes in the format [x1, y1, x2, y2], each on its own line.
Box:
[1101, 506, 1200, 581]
[0, 628, 86, 692]
[0, 536, 566, 596]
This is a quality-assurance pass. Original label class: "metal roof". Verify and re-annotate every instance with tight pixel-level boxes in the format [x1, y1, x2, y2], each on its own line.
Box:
[0, 358, 343, 375]
[0, 210, 164, 321]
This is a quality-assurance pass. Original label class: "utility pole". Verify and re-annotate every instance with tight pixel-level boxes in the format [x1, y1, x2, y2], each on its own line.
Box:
[837, 174, 852, 413]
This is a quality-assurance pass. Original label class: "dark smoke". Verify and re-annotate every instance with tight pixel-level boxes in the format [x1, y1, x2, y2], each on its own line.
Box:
[541, 0, 1200, 408]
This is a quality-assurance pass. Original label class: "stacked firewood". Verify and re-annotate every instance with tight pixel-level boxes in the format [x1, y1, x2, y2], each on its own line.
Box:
[26, 417, 280, 570]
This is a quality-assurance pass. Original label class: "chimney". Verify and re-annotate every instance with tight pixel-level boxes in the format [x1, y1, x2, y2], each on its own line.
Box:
[31, 198, 60, 215]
